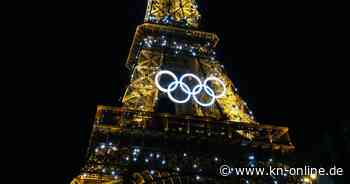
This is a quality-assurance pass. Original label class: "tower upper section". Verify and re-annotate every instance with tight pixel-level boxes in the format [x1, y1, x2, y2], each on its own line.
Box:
[122, 1, 256, 124]
[144, 0, 201, 29]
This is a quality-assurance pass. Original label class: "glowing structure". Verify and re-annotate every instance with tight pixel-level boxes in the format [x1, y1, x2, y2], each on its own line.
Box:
[144, 0, 201, 28]
[154, 70, 226, 107]
[122, 26, 255, 122]
[71, 0, 301, 183]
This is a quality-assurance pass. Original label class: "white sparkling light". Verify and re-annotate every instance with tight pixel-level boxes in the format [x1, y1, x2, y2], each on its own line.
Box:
[155, 70, 226, 107]
[192, 85, 215, 107]
[161, 41, 167, 46]
[167, 81, 191, 103]
[179, 73, 202, 94]
[155, 70, 178, 92]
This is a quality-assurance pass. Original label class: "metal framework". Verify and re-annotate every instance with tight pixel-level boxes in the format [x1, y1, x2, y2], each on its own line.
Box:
[122, 50, 162, 112]
[145, 0, 201, 28]
[71, 106, 296, 184]
[122, 22, 256, 124]
[70, 0, 302, 183]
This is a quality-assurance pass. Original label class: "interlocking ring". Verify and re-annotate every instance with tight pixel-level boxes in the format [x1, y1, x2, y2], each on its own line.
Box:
[155, 70, 226, 107]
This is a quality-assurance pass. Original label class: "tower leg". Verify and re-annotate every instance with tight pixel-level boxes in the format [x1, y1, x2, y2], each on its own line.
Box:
[122, 50, 163, 112]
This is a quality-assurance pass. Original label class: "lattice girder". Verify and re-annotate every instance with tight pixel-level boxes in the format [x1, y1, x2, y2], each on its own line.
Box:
[70, 1, 297, 183]
[122, 50, 163, 111]
[145, 0, 201, 28]
[198, 60, 256, 124]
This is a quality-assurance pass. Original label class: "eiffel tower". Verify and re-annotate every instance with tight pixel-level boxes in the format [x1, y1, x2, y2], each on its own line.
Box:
[71, 1, 298, 183]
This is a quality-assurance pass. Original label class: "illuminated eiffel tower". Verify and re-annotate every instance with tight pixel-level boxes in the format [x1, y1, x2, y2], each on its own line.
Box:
[71, 1, 299, 183]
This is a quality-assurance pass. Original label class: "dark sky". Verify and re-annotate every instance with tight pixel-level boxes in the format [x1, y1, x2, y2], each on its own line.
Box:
[27, 1, 348, 183]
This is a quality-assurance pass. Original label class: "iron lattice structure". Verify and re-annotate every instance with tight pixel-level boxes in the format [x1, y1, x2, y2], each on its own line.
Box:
[122, 23, 255, 124]
[71, 1, 305, 183]
[144, 0, 201, 28]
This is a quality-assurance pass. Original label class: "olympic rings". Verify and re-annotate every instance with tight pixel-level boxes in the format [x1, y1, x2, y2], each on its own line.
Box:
[155, 70, 226, 107]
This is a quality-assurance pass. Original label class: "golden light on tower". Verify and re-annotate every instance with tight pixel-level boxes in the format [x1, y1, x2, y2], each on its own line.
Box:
[303, 177, 311, 183]
[310, 174, 317, 180]
[302, 174, 318, 184]
[70, 0, 296, 183]
[144, 0, 201, 28]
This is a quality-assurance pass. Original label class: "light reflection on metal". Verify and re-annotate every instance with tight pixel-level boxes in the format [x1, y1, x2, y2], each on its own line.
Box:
[70, 0, 295, 183]
[155, 70, 226, 107]
[122, 50, 162, 112]
[197, 60, 256, 123]
[145, 0, 201, 28]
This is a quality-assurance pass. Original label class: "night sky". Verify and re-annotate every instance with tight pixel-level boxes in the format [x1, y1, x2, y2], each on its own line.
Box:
[30, 1, 348, 183]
